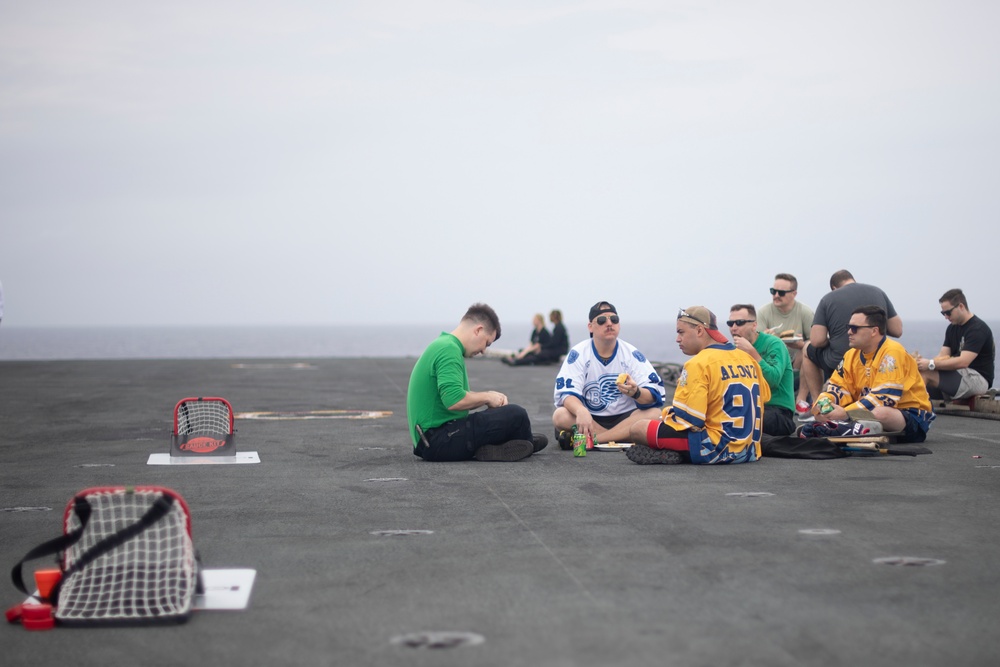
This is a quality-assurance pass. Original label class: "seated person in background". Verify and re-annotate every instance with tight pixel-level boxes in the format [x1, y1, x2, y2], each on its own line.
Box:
[807, 306, 934, 443]
[757, 272, 814, 417]
[626, 306, 769, 465]
[915, 288, 995, 402]
[728, 304, 796, 436]
[537, 308, 570, 364]
[552, 301, 663, 448]
[504, 313, 551, 366]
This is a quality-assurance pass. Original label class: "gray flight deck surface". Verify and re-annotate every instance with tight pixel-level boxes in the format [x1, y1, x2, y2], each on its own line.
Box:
[2, 357, 999, 667]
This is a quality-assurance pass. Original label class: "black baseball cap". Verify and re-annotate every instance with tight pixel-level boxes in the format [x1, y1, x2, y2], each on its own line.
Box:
[588, 301, 617, 321]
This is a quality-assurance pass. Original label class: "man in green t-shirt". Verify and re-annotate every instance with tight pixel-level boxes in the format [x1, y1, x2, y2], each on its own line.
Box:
[407, 303, 547, 462]
[728, 304, 796, 436]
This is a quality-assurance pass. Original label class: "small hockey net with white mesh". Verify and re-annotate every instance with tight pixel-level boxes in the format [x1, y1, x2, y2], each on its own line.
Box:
[173, 397, 234, 437]
[55, 487, 197, 624]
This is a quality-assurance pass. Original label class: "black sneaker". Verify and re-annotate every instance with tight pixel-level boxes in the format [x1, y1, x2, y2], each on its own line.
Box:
[625, 443, 683, 465]
[473, 440, 534, 462]
[531, 434, 548, 452]
[555, 427, 575, 451]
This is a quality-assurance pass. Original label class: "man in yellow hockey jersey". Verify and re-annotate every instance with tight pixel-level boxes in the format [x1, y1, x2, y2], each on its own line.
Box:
[810, 305, 935, 443]
[627, 306, 770, 465]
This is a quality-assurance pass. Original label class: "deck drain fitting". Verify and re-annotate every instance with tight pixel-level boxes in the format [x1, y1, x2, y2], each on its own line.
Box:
[371, 530, 434, 537]
[799, 528, 842, 535]
[726, 492, 775, 498]
[366, 477, 408, 482]
[873, 556, 946, 567]
[2, 506, 53, 512]
[391, 631, 485, 649]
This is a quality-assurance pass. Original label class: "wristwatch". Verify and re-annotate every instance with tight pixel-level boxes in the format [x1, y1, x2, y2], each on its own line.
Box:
[928, 359, 936, 371]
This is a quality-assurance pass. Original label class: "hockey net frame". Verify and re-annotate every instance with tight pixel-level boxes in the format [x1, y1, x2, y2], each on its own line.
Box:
[55, 486, 198, 624]
[173, 396, 234, 438]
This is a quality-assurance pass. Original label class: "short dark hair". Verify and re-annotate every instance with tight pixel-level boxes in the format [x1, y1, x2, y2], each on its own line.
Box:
[830, 269, 854, 290]
[774, 273, 798, 291]
[463, 303, 501, 341]
[730, 303, 757, 317]
[940, 288, 967, 309]
[549, 309, 562, 324]
[853, 305, 887, 335]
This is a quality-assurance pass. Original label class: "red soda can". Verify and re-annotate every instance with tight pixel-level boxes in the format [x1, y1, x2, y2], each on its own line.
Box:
[585, 432, 594, 450]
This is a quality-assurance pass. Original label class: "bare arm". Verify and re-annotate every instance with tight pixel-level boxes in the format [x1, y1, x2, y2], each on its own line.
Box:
[448, 390, 508, 411]
[809, 324, 829, 349]
[887, 315, 903, 338]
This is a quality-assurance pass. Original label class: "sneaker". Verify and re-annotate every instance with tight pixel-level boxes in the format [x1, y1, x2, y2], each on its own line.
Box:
[473, 440, 534, 462]
[796, 400, 815, 422]
[531, 433, 549, 453]
[555, 427, 575, 450]
[625, 443, 684, 465]
[800, 420, 871, 439]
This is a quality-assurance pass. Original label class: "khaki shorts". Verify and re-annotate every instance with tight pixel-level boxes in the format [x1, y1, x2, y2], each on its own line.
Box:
[939, 368, 989, 401]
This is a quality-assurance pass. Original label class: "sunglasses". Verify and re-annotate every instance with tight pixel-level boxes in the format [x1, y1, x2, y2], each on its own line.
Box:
[677, 309, 709, 328]
[726, 319, 755, 327]
[846, 324, 876, 334]
[595, 315, 619, 325]
[940, 306, 957, 317]
[769, 288, 793, 296]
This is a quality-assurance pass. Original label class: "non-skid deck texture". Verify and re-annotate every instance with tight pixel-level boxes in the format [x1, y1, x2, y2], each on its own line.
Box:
[2, 358, 999, 667]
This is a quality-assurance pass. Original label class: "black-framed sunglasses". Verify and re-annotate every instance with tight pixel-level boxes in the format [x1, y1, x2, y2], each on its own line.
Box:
[726, 319, 755, 327]
[769, 288, 793, 296]
[677, 308, 709, 328]
[595, 315, 619, 325]
[846, 324, 876, 334]
[940, 306, 957, 317]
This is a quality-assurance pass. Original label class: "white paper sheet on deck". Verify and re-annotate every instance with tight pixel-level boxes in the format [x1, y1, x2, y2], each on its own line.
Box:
[147, 451, 260, 465]
[195, 569, 257, 610]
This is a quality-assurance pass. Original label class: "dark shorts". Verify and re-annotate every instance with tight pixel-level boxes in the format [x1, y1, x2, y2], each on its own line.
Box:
[805, 343, 839, 376]
[594, 410, 636, 430]
[898, 408, 932, 444]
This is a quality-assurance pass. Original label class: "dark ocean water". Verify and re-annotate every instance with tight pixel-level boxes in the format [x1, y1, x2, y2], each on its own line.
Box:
[1, 321, 997, 381]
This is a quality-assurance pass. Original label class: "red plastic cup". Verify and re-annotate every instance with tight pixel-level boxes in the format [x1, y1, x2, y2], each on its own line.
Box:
[34, 569, 61, 600]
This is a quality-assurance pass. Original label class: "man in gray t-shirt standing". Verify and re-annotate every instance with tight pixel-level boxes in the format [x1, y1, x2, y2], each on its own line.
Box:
[799, 269, 902, 420]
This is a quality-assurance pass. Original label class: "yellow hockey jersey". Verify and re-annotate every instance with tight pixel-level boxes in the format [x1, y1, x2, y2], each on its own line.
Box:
[818, 337, 933, 415]
[664, 343, 770, 462]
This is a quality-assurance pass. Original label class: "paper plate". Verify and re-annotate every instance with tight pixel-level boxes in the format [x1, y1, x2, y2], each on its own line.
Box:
[594, 442, 632, 451]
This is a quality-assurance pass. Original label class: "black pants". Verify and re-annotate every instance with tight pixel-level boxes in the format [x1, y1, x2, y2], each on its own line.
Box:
[416, 405, 533, 462]
[763, 405, 796, 437]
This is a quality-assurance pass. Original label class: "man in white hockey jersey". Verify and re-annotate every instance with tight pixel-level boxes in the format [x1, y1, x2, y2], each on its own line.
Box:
[552, 301, 664, 449]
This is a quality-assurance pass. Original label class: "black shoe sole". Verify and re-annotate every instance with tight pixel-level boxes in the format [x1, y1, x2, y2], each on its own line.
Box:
[625, 444, 683, 465]
[473, 440, 534, 462]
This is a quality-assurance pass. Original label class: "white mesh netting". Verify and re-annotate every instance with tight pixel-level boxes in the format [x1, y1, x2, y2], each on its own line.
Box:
[55, 489, 197, 623]
[175, 398, 233, 436]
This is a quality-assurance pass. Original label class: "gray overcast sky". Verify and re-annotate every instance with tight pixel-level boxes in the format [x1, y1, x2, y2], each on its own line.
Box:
[2, 0, 998, 328]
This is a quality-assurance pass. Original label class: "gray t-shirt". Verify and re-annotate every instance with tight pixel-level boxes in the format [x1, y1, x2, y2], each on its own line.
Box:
[813, 282, 898, 366]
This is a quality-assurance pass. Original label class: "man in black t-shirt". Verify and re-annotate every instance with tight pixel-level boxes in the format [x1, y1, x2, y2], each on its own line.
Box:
[916, 288, 995, 401]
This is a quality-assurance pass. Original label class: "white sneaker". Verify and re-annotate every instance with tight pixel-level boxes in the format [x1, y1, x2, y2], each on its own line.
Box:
[796, 400, 815, 422]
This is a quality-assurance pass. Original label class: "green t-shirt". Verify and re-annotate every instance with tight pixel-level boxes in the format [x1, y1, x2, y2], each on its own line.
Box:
[753, 332, 795, 412]
[406, 333, 470, 447]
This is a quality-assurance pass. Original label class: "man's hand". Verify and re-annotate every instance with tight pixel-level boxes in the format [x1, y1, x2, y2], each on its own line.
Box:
[485, 391, 508, 408]
[814, 404, 848, 423]
[732, 335, 759, 360]
[574, 411, 596, 437]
